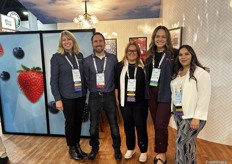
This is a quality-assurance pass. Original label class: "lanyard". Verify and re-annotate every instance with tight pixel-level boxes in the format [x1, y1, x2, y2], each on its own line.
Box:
[65, 55, 79, 69]
[126, 66, 137, 79]
[152, 53, 166, 68]
[93, 56, 107, 73]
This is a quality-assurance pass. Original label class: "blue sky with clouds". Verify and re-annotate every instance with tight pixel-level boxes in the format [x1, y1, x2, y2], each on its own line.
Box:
[19, 0, 161, 24]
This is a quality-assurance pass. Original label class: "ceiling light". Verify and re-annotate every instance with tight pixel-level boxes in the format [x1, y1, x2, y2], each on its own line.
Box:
[103, 32, 108, 37]
[112, 32, 118, 36]
[23, 11, 29, 15]
[73, 0, 98, 29]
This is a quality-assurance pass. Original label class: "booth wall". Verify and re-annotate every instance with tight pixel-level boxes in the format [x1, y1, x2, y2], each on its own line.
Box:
[163, 0, 232, 146]
[57, 18, 162, 61]
[19, 20, 57, 31]
[0, 30, 93, 136]
[0, 33, 47, 134]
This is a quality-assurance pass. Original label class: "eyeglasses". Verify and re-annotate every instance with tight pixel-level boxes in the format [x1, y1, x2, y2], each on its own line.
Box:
[128, 50, 137, 53]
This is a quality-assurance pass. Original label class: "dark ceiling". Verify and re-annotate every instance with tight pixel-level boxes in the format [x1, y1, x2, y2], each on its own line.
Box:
[0, 0, 28, 21]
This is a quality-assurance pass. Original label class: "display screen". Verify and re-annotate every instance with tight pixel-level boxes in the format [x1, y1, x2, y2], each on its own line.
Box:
[42, 30, 93, 136]
[0, 32, 47, 134]
[0, 29, 94, 136]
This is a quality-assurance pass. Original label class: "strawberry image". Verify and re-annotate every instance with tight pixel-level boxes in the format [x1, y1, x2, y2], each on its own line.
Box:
[0, 43, 4, 57]
[17, 64, 44, 103]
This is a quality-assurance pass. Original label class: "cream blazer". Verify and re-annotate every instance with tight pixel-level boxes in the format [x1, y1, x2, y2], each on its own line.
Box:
[171, 66, 211, 120]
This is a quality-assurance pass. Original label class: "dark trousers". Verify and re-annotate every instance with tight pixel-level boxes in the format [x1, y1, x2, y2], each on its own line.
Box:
[121, 100, 148, 153]
[149, 87, 171, 153]
[62, 96, 86, 146]
[89, 92, 121, 150]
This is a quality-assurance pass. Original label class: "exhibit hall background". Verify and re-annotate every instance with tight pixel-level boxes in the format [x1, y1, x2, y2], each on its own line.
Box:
[162, 0, 232, 146]
[1, 0, 232, 146]
[20, 18, 162, 61]
[0, 30, 94, 136]
[57, 18, 162, 61]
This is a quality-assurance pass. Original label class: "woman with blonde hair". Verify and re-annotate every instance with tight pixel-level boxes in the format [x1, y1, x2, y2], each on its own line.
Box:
[115, 41, 148, 162]
[50, 30, 87, 161]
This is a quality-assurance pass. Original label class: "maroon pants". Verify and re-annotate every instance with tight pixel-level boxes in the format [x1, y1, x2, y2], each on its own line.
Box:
[149, 87, 171, 153]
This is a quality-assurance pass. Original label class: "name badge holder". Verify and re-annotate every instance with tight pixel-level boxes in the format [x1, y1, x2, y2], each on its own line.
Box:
[149, 53, 166, 87]
[93, 57, 107, 89]
[126, 67, 137, 102]
[72, 69, 82, 92]
[65, 55, 82, 92]
[150, 68, 161, 86]
[96, 73, 105, 88]
[174, 75, 186, 116]
[174, 89, 183, 116]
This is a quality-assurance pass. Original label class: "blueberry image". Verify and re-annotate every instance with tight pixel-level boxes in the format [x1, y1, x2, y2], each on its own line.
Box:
[0, 71, 10, 81]
[13, 47, 25, 59]
[48, 101, 59, 114]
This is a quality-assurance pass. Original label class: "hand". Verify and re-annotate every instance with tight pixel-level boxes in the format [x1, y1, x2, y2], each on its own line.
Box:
[56, 100, 64, 111]
[190, 118, 200, 130]
[204, 67, 210, 73]
[115, 98, 120, 110]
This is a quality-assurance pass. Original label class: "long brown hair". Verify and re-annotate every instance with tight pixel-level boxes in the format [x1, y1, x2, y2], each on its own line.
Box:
[172, 45, 204, 81]
[57, 30, 80, 55]
[121, 41, 144, 67]
[146, 26, 173, 61]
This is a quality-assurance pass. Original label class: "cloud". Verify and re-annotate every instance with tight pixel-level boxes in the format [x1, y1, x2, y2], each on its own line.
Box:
[19, 0, 161, 23]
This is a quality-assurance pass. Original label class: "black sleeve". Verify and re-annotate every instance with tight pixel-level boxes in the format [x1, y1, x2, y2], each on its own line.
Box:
[50, 54, 61, 101]
[77, 52, 84, 59]
[83, 56, 90, 89]
[114, 62, 122, 90]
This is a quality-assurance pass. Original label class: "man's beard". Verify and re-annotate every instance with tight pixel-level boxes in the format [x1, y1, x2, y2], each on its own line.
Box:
[94, 46, 104, 53]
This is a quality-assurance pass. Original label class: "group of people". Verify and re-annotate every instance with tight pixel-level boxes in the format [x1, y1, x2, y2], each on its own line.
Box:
[50, 26, 211, 164]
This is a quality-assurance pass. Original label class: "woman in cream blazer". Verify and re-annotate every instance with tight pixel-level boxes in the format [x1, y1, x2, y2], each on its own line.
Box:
[170, 45, 211, 164]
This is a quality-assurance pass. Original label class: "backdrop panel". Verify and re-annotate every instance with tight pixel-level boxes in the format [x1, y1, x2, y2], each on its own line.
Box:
[0, 29, 94, 136]
[0, 32, 47, 134]
[42, 30, 94, 136]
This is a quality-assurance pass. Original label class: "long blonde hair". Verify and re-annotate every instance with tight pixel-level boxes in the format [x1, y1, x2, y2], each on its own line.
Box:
[57, 30, 80, 55]
[122, 41, 144, 67]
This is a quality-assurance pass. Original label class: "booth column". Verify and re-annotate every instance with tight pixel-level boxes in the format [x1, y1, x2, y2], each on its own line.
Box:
[28, 11, 38, 31]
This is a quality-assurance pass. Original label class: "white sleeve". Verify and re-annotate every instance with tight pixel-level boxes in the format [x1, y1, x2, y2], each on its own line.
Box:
[193, 70, 211, 120]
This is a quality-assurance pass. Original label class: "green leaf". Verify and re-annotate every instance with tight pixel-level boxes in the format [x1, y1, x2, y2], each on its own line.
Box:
[16, 64, 43, 73]
[16, 70, 24, 73]
[35, 67, 41, 71]
[21, 64, 30, 70]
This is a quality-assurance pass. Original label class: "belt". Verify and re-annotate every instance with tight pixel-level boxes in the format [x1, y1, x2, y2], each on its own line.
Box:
[90, 91, 114, 96]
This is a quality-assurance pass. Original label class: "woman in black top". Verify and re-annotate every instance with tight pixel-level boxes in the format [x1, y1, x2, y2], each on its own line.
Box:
[145, 26, 178, 164]
[50, 30, 87, 161]
[115, 41, 148, 162]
